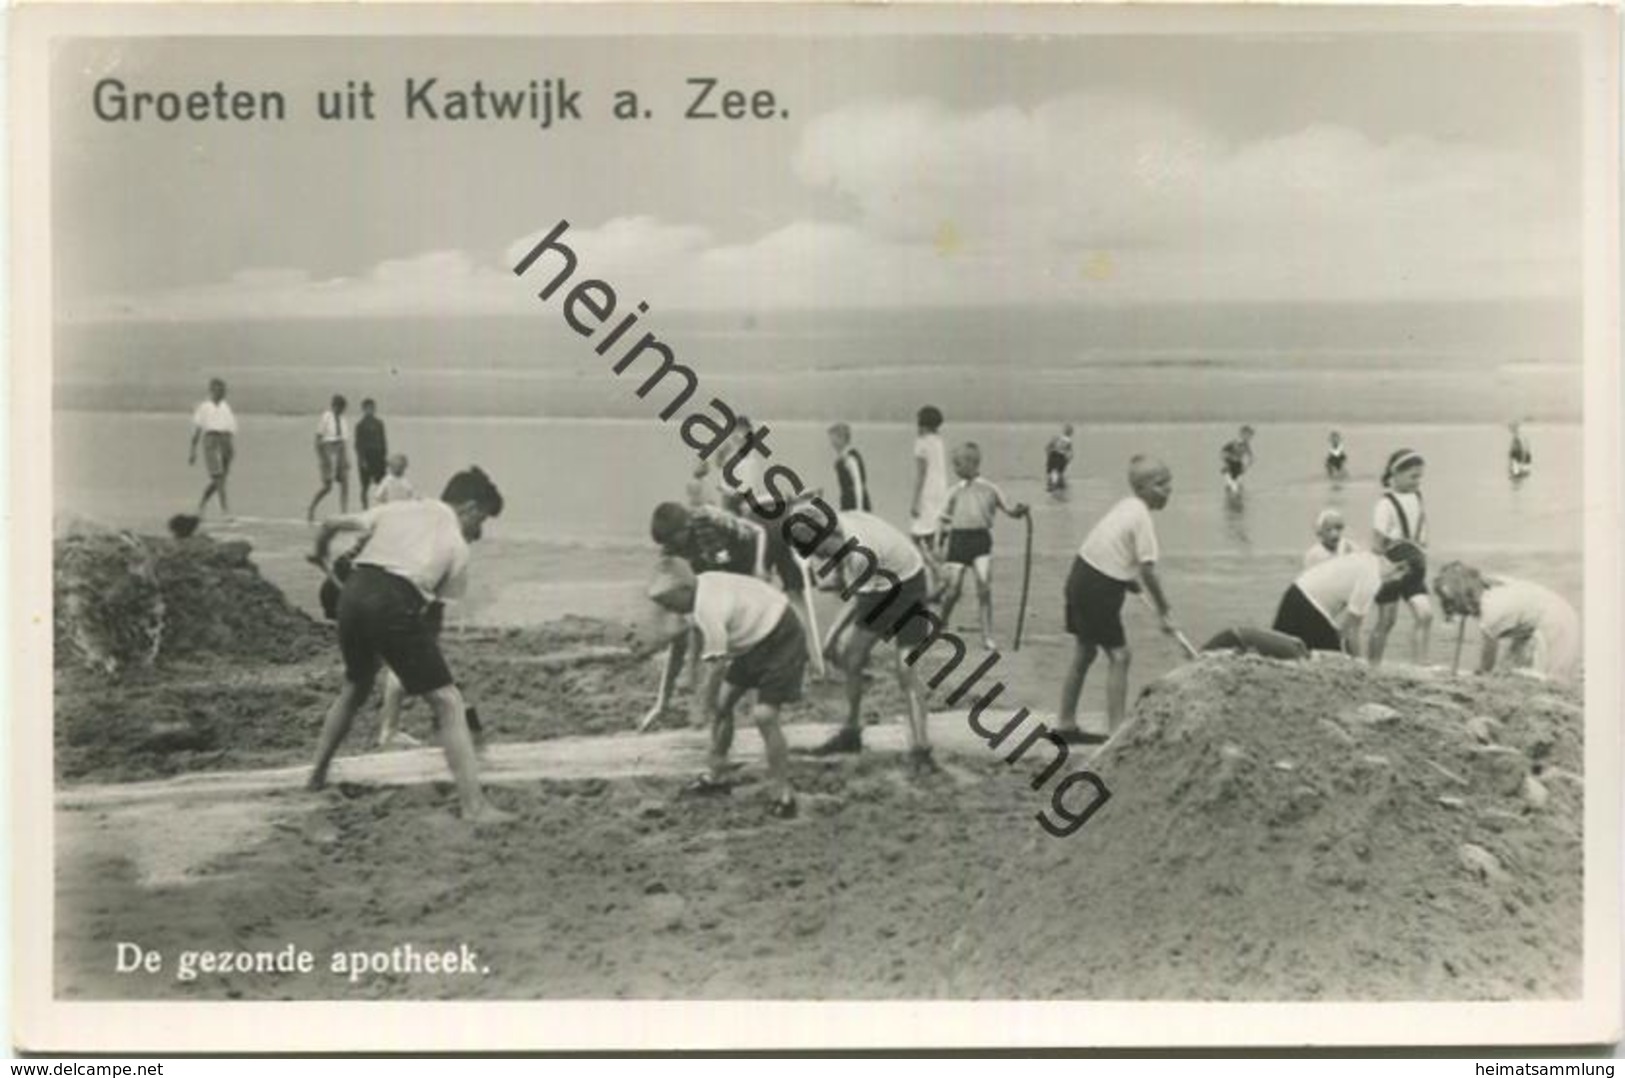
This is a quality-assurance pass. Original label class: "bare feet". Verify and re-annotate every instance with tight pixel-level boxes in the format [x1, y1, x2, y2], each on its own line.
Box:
[466, 803, 517, 827]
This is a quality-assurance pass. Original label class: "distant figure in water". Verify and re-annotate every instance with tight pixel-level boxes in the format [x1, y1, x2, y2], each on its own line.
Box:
[1325, 429, 1349, 481]
[1220, 425, 1255, 497]
[1303, 508, 1358, 569]
[1508, 422, 1533, 481]
[1432, 561, 1578, 682]
[1045, 423, 1075, 492]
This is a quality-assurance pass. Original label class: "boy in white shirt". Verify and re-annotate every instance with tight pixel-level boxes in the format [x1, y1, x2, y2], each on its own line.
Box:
[1303, 508, 1358, 569]
[1369, 449, 1435, 664]
[1432, 562, 1580, 682]
[307, 466, 509, 824]
[646, 558, 804, 819]
[307, 394, 352, 522]
[1056, 456, 1182, 744]
[1273, 542, 1421, 657]
[802, 510, 936, 772]
[188, 378, 237, 518]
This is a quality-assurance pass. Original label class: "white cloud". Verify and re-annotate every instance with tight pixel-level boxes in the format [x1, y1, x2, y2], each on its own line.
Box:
[71, 93, 1575, 320]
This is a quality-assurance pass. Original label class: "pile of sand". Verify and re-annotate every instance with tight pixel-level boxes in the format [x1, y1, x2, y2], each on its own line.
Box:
[976, 654, 1584, 999]
[55, 528, 327, 674]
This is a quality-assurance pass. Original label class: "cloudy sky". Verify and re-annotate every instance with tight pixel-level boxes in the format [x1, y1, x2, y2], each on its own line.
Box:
[53, 24, 1587, 319]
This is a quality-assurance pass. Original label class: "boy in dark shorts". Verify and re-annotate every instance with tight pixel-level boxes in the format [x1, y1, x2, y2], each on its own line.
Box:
[937, 442, 1028, 651]
[354, 398, 388, 508]
[646, 558, 803, 819]
[307, 466, 509, 824]
[641, 501, 768, 730]
[1056, 456, 1181, 744]
[803, 510, 935, 773]
[829, 422, 872, 512]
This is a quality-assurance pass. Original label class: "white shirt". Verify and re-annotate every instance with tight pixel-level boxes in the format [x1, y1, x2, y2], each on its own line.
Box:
[317, 410, 347, 444]
[911, 433, 950, 536]
[192, 399, 237, 434]
[1479, 578, 1580, 679]
[837, 510, 926, 591]
[1078, 496, 1159, 582]
[1295, 551, 1385, 623]
[372, 475, 417, 505]
[691, 572, 789, 659]
[1373, 490, 1426, 545]
[1303, 537, 1358, 570]
[353, 500, 470, 602]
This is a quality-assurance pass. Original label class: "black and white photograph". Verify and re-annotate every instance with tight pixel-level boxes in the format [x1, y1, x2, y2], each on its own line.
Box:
[11, 1, 1621, 1052]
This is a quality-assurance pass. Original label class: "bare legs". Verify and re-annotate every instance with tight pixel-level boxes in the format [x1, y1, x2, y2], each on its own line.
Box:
[1057, 639, 1131, 736]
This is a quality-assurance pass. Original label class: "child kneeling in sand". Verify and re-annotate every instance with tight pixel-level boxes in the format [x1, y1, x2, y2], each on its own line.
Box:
[307, 466, 510, 824]
[937, 441, 1028, 651]
[1432, 562, 1580, 682]
[646, 557, 802, 819]
[1056, 456, 1181, 745]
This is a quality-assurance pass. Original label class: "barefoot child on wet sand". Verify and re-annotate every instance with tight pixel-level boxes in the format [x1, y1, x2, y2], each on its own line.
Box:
[307, 466, 510, 824]
[1303, 508, 1358, 569]
[1369, 448, 1435, 665]
[937, 442, 1029, 651]
[910, 406, 950, 592]
[1056, 456, 1181, 745]
[307, 394, 351, 522]
[189, 378, 237, 519]
[645, 557, 803, 819]
[1432, 561, 1579, 682]
[804, 509, 936, 773]
[1045, 423, 1076, 492]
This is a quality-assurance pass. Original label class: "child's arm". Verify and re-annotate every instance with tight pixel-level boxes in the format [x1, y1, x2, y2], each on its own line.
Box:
[312, 514, 370, 566]
[639, 633, 689, 731]
[1339, 613, 1367, 659]
[1477, 634, 1500, 674]
[991, 482, 1028, 518]
[188, 425, 202, 462]
[1139, 562, 1175, 629]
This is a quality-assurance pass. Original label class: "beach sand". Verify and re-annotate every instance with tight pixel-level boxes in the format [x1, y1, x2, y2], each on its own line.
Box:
[53, 528, 1582, 1001]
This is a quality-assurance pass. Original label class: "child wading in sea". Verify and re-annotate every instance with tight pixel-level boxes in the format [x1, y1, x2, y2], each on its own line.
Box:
[1368, 448, 1435, 665]
[1220, 425, 1255, 496]
[1055, 456, 1181, 745]
[1432, 562, 1579, 682]
[1325, 430, 1349, 480]
[645, 557, 804, 819]
[936, 442, 1028, 651]
[1303, 508, 1358, 569]
[1045, 423, 1076, 492]
[1508, 422, 1533, 481]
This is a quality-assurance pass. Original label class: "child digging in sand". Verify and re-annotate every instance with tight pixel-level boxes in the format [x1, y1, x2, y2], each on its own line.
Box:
[1432, 561, 1580, 682]
[1055, 456, 1181, 745]
[1369, 448, 1435, 665]
[937, 442, 1029, 651]
[645, 557, 803, 819]
[307, 466, 510, 824]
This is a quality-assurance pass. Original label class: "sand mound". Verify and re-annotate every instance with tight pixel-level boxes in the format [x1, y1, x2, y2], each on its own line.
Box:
[55, 527, 326, 674]
[980, 654, 1583, 999]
